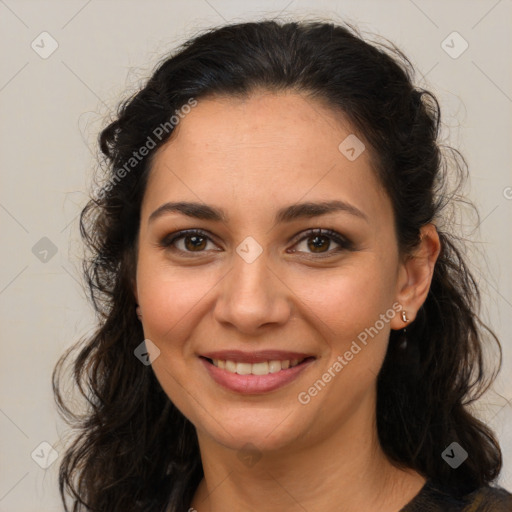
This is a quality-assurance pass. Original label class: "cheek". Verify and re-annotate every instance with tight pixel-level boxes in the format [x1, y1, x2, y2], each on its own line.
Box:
[135, 257, 221, 350]
[289, 259, 396, 339]
[135, 262, 218, 416]
[292, 264, 396, 412]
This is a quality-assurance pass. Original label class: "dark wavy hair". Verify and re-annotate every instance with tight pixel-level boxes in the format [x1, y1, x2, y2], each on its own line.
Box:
[52, 18, 504, 511]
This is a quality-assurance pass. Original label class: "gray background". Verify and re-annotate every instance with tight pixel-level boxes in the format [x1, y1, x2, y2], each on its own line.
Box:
[0, 1, 511, 510]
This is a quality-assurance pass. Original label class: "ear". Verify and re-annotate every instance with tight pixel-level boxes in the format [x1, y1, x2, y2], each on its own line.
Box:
[390, 223, 441, 330]
[132, 278, 142, 321]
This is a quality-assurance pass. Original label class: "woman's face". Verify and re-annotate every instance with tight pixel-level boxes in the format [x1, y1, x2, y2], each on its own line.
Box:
[135, 91, 410, 454]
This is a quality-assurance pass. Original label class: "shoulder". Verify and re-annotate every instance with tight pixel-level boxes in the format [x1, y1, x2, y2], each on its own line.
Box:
[462, 485, 512, 511]
[402, 480, 512, 511]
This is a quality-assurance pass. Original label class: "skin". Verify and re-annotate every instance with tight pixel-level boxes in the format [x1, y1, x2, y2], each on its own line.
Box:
[133, 90, 441, 511]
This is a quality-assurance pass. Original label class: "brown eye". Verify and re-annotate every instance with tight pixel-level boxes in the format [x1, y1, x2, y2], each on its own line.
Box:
[183, 234, 207, 251]
[290, 228, 353, 256]
[159, 229, 217, 254]
[306, 234, 331, 253]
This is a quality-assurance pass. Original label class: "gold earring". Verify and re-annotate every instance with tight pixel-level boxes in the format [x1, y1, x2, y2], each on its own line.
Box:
[399, 310, 408, 350]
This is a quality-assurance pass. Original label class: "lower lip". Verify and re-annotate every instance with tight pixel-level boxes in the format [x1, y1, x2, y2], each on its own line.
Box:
[200, 357, 315, 394]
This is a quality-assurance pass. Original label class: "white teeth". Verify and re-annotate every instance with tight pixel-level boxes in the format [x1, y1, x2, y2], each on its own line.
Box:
[251, 361, 269, 375]
[236, 362, 252, 375]
[225, 360, 237, 373]
[210, 358, 305, 375]
[268, 360, 282, 373]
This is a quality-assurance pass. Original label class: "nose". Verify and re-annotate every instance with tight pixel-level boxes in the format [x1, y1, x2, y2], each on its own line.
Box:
[213, 251, 292, 334]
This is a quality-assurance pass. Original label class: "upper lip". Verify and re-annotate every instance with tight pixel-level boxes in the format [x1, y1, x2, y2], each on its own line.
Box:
[200, 350, 315, 364]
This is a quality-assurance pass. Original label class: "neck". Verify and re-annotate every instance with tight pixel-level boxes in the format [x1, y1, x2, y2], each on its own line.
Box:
[189, 393, 426, 512]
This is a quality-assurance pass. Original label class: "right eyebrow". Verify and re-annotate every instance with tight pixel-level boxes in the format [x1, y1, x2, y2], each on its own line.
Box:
[148, 201, 227, 224]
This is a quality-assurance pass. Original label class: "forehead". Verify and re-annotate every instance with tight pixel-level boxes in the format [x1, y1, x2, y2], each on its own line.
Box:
[142, 91, 392, 226]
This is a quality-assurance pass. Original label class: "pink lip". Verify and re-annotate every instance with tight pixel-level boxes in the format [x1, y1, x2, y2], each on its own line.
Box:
[200, 356, 315, 394]
[200, 350, 313, 364]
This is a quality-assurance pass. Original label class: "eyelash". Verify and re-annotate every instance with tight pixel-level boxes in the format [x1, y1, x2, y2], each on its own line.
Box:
[158, 228, 354, 257]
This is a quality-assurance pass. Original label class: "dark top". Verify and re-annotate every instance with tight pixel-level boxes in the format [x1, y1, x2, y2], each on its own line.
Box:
[400, 480, 512, 511]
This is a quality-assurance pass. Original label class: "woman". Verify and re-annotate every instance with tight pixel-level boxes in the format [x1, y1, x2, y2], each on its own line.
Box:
[52, 19, 512, 511]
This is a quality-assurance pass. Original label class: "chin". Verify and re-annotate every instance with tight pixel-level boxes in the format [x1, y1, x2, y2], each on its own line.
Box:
[198, 409, 305, 453]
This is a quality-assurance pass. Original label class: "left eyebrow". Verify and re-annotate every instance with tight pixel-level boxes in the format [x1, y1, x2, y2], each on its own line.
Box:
[147, 199, 369, 225]
[275, 200, 369, 224]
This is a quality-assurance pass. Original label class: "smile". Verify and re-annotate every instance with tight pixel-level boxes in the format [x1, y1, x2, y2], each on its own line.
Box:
[208, 357, 306, 375]
[200, 355, 316, 394]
